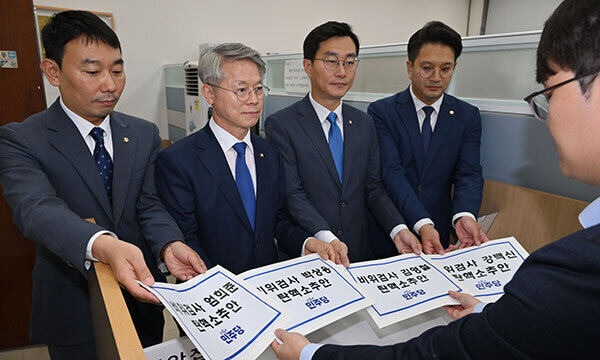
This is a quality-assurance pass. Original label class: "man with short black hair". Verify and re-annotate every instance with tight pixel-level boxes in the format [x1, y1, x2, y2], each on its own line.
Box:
[271, 1, 600, 358]
[0, 11, 205, 359]
[266, 22, 420, 266]
[369, 21, 487, 252]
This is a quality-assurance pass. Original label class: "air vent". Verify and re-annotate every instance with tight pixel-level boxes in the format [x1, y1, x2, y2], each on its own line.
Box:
[184, 61, 199, 96]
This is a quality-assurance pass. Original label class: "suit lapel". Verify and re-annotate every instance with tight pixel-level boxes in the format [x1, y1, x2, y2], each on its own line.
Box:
[252, 136, 267, 240]
[395, 89, 425, 175]
[46, 101, 113, 221]
[421, 95, 454, 177]
[341, 104, 355, 190]
[297, 96, 342, 188]
[196, 126, 254, 234]
[110, 113, 136, 228]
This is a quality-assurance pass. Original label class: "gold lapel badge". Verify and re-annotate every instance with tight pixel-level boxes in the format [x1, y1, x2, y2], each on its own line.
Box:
[348, 120, 353, 125]
[123, 137, 130, 143]
[449, 110, 455, 115]
[260, 153, 264, 158]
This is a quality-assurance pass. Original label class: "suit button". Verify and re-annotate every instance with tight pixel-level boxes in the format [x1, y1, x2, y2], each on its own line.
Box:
[255, 242, 259, 248]
[418, 185, 424, 191]
[340, 201, 347, 208]
[337, 230, 342, 236]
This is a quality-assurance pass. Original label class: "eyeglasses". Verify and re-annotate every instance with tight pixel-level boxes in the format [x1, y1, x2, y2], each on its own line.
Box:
[314, 56, 360, 71]
[207, 83, 270, 101]
[524, 71, 598, 122]
[418, 65, 454, 79]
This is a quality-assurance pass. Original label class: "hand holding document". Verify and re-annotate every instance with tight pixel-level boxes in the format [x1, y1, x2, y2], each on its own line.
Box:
[346, 237, 528, 328]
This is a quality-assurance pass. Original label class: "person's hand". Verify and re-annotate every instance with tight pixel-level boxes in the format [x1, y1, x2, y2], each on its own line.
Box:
[443, 291, 482, 320]
[162, 241, 207, 281]
[393, 229, 422, 255]
[454, 216, 489, 250]
[419, 224, 444, 254]
[330, 239, 350, 267]
[92, 234, 160, 304]
[271, 328, 310, 360]
[304, 237, 336, 262]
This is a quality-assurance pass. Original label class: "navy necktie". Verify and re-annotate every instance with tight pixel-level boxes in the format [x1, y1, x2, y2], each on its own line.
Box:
[233, 142, 256, 230]
[90, 127, 113, 203]
[326, 112, 343, 183]
[421, 106, 434, 154]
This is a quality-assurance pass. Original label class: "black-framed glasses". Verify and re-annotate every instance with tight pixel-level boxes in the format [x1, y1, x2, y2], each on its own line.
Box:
[207, 83, 269, 101]
[524, 71, 598, 122]
[314, 55, 360, 71]
[418, 65, 454, 79]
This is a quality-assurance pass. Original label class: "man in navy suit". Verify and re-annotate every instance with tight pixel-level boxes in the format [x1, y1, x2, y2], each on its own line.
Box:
[266, 22, 421, 265]
[369, 22, 487, 251]
[271, 1, 600, 359]
[0, 11, 205, 359]
[155, 43, 333, 275]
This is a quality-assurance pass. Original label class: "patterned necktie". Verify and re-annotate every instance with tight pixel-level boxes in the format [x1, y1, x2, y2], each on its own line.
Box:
[89, 127, 113, 203]
[326, 112, 343, 183]
[422, 106, 434, 154]
[233, 142, 256, 230]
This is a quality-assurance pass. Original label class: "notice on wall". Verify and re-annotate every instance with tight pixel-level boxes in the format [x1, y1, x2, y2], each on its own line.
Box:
[284, 59, 310, 93]
[0, 50, 18, 68]
[240, 254, 373, 335]
[346, 237, 528, 328]
[139, 265, 291, 360]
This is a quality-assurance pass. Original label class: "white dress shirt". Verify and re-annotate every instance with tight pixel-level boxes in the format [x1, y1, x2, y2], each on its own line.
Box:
[209, 118, 257, 194]
[408, 86, 475, 234]
[59, 98, 117, 268]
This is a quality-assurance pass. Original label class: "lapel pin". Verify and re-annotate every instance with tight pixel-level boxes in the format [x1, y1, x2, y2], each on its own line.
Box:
[449, 110, 455, 115]
[348, 120, 353, 125]
[123, 137, 129, 143]
[260, 153, 264, 158]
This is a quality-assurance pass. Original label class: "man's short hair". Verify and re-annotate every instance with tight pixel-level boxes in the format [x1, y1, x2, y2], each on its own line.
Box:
[536, 0, 600, 95]
[198, 43, 265, 85]
[303, 21, 360, 61]
[41, 10, 121, 68]
[407, 21, 462, 62]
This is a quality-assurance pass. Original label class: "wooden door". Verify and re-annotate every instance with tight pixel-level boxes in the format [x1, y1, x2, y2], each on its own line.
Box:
[0, 0, 47, 348]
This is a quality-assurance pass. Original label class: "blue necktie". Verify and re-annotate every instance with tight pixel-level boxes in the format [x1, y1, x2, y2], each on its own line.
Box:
[421, 106, 434, 154]
[326, 112, 343, 183]
[233, 142, 256, 230]
[90, 127, 113, 203]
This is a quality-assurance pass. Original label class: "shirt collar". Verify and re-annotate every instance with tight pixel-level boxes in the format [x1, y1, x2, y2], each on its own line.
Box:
[209, 118, 254, 155]
[579, 197, 600, 229]
[309, 92, 342, 124]
[59, 97, 111, 137]
[409, 85, 444, 115]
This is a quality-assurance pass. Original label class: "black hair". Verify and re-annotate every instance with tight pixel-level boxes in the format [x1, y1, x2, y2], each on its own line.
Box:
[42, 10, 121, 68]
[536, 0, 600, 95]
[303, 21, 360, 60]
[407, 21, 462, 62]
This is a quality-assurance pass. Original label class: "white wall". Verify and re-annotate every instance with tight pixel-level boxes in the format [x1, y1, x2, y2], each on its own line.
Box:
[485, 0, 562, 34]
[33, 0, 470, 137]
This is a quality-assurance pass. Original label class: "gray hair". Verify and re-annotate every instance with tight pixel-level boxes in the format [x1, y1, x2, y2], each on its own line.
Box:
[198, 43, 266, 84]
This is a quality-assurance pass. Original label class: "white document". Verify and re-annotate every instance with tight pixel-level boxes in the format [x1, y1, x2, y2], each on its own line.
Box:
[347, 237, 529, 328]
[139, 265, 291, 360]
[240, 254, 373, 335]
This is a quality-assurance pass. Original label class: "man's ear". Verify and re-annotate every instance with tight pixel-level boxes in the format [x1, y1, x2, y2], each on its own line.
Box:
[406, 60, 414, 81]
[303, 59, 313, 79]
[40, 58, 61, 86]
[201, 83, 215, 105]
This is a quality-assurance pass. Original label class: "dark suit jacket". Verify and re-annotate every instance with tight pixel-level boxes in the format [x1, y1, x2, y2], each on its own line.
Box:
[154, 124, 309, 275]
[265, 95, 404, 262]
[368, 88, 483, 246]
[0, 99, 183, 346]
[315, 224, 600, 359]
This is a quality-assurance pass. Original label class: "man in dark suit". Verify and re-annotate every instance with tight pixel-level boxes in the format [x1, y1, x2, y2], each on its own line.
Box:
[155, 43, 332, 275]
[266, 22, 421, 266]
[0, 11, 205, 359]
[271, 1, 600, 359]
[369, 22, 487, 251]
